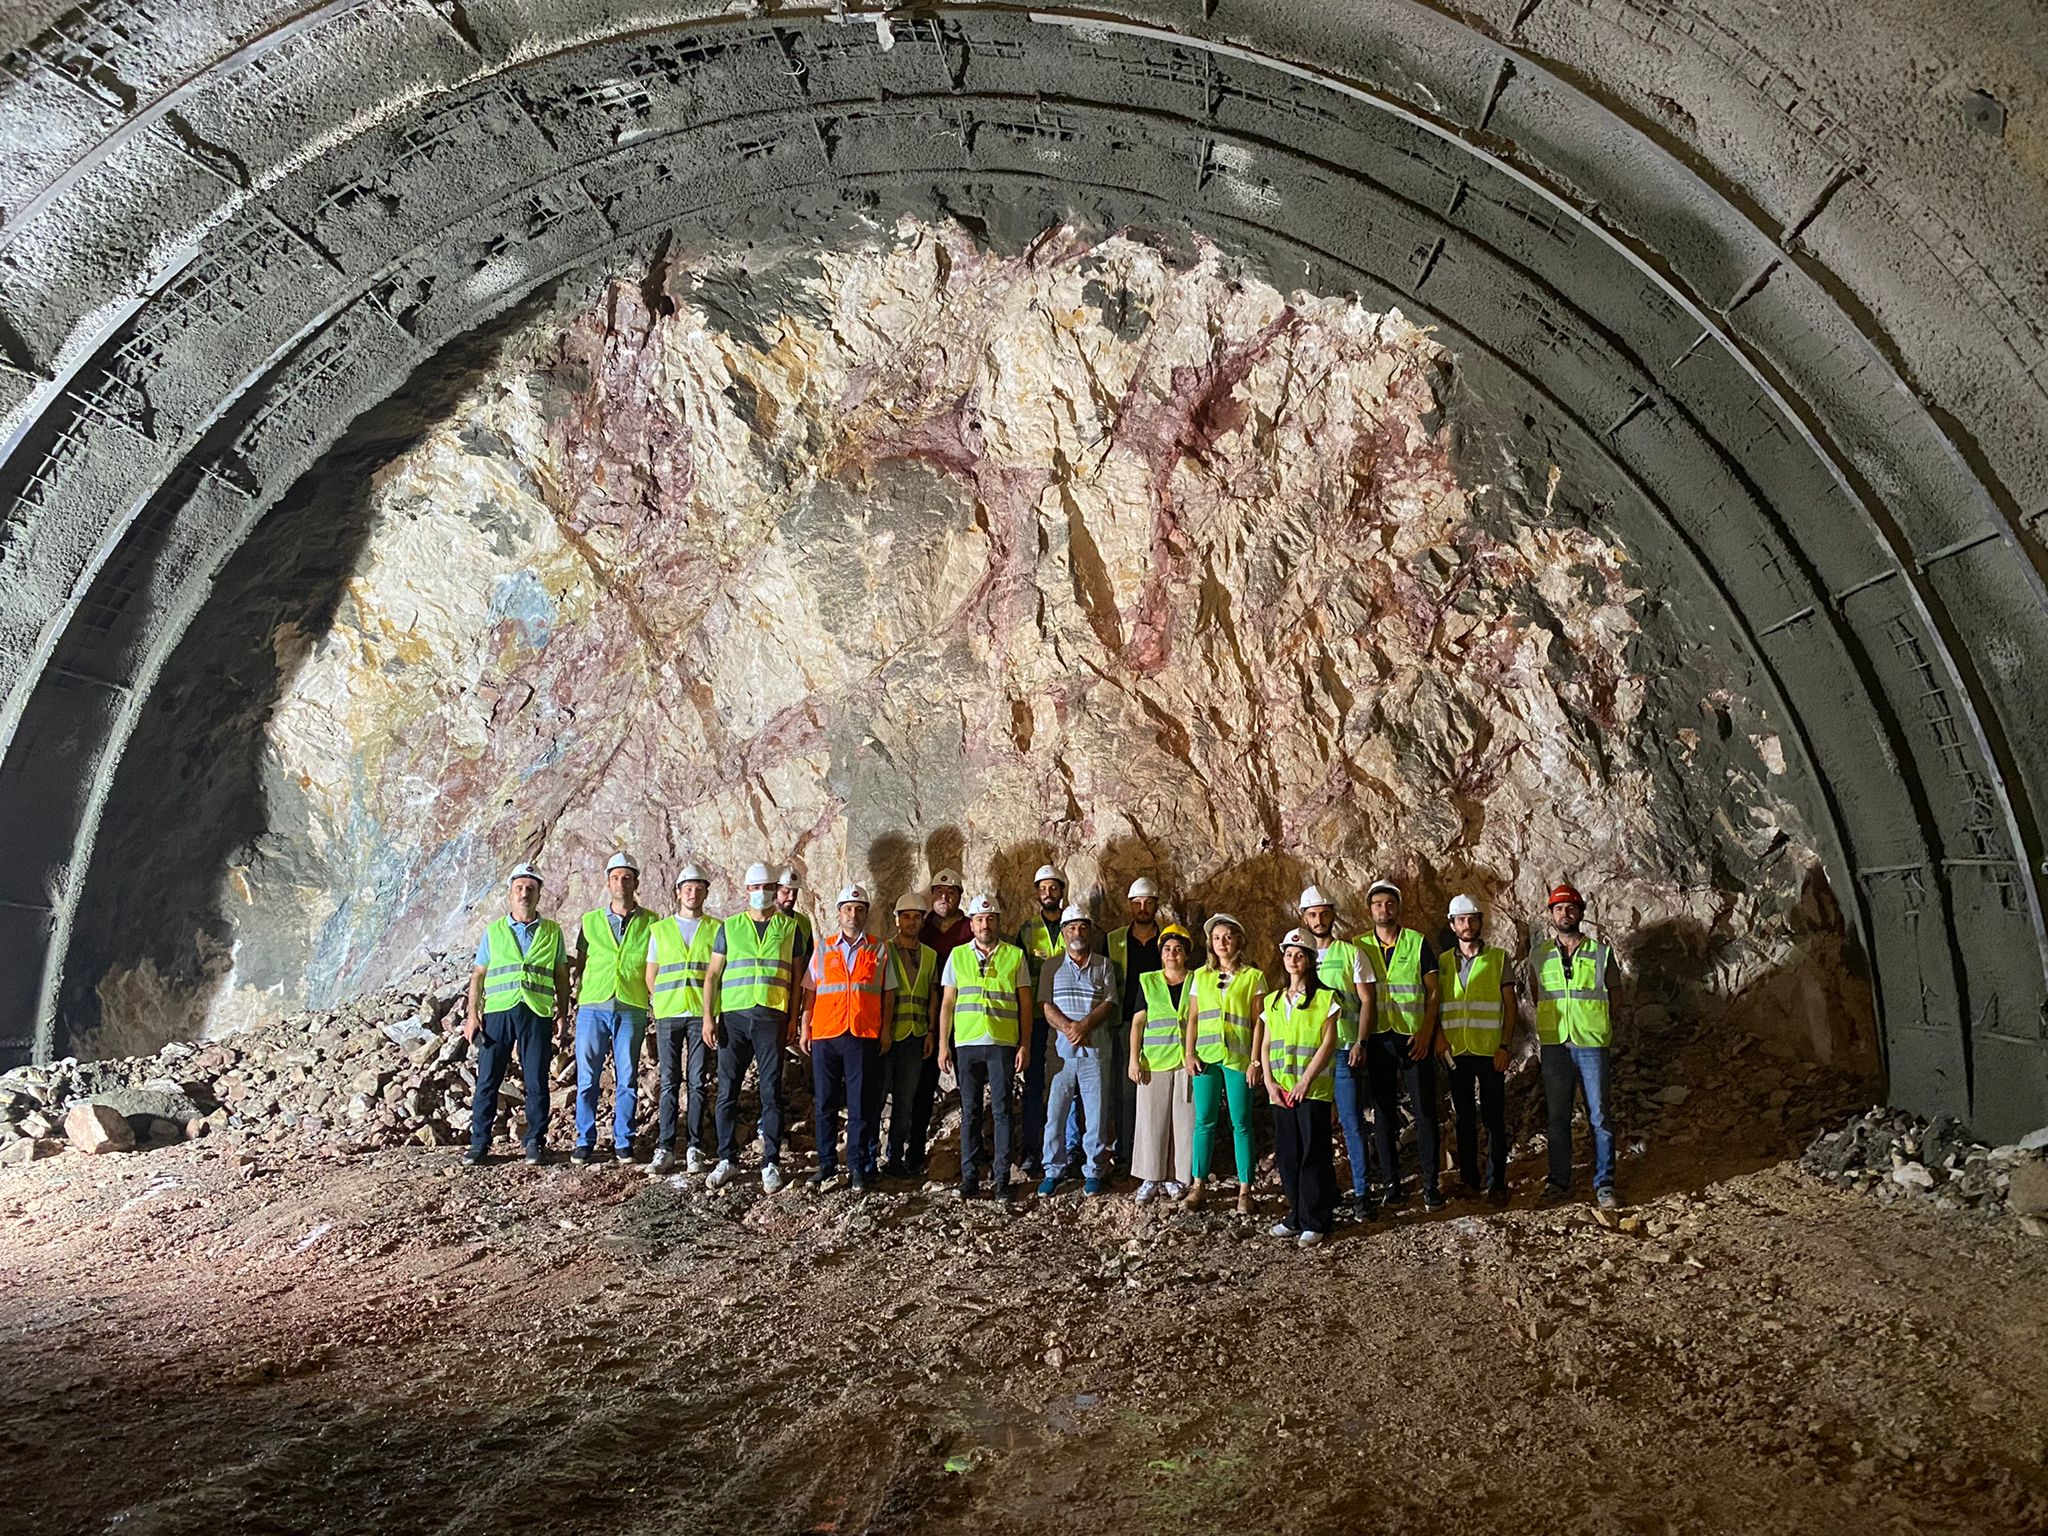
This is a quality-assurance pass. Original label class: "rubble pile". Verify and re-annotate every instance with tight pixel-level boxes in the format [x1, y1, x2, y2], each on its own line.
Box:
[1803, 1108, 2048, 1233]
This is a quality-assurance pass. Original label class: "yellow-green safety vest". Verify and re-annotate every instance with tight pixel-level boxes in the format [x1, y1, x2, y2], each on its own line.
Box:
[950, 942, 1026, 1047]
[649, 914, 719, 1021]
[1018, 913, 1061, 963]
[1314, 937, 1364, 1045]
[1440, 946, 1507, 1056]
[1136, 969, 1190, 1072]
[1262, 986, 1337, 1103]
[1533, 938, 1613, 1048]
[577, 908, 656, 1009]
[1190, 965, 1264, 1071]
[1359, 929, 1428, 1035]
[718, 912, 800, 1015]
[481, 917, 563, 1017]
[888, 941, 938, 1040]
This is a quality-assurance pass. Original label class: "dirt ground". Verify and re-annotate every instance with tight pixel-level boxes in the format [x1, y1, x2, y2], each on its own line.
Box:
[2, 1097, 2045, 1536]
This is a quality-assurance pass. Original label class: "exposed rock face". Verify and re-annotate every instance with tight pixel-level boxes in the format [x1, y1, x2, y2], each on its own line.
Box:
[86, 219, 1870, 1071]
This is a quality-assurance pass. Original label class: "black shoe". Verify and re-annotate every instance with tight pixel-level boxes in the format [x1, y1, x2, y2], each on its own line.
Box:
[905, 1158, 929, 1178]
[570, 1148, 592, 1167]
[1486, 1185, 1510, 1207]
[808, 1168, 834, 1188]
[462, 1148, 487, 1166]
[525, 1148, 547, 1166]
[993, 1186, 1016, 1209]
[1380, 1187, 1408, 1209]
[879, 1160, 906, 1180]
[850, 1176, 873, 1193]
[1458, 1179, 1483, 1199]
[959, 1180, 982, 1201]
[1422, 1189, 1448, 1212]
[1538, 1183, 1570, 1205]
[613, 1147, 635, 1165]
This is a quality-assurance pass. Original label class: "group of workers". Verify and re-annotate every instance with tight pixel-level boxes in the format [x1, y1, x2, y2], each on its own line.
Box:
[464, 856, 1620, 1242]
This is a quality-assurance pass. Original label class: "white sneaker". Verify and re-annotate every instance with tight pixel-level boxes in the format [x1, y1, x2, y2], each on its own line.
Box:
[1269, 1221, 1300, 1239]
[1134, 1181, 1159, 1204]
[761, 1163, 785, 1194]
[706, 1159, 737, 1189]
[685, 1147, 706, 1175]
[649, 1148, 676, 1174]
[1162, 1181, 1187, 1200]
[1297, 1229, 1326, 1248]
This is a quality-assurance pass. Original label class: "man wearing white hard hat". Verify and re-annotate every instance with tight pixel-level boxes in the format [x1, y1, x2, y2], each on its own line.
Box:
[1298, 883, 1378, 1218]
[462, 863, 569, 1166]
[643, 864, 717, 1174]
[1441, 893, 1519, 1206]
[776, 866, 815, 947]
[877, 889, 941, 1178]
[797, 885, 896, 1191]
[1036, 903, 1119, 1197]
[1104, 876, 1164, 1172]
[1015, 863, 1068, 1180]
[939, 892, 1034, 1202]
[920, 868, 971, 961]
[567, 852, 658, 1166]
[1359, 878, 1446, 1210]
[702, 861, 805, 1193]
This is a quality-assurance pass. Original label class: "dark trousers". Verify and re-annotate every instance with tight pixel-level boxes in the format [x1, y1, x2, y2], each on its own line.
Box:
[1367, 1031, 1442, 1199]
[1448, 1054, 1509, 1191]
[813, 1033, 878, 1177]
[879, 1037, 939, 1170]
[1275, 1098, 1337, 1234]
[654, 1018, 715, 1156]
[715, 1010, 787, 1165]
[470, 1004, 553, 1155]
[957, 1043, 1016, 1191]
[1017, 1015, 1052, 1173]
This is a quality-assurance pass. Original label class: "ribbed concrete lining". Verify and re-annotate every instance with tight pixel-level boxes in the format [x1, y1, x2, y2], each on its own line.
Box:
[0, 2, 2042, 1133]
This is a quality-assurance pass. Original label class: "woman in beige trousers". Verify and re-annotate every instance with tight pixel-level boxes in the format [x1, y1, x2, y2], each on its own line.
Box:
[1128, 921, 1196, 1202]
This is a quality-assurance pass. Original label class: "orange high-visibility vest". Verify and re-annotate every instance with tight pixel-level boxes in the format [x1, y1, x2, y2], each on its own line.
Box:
[811, 936, 888, 1040]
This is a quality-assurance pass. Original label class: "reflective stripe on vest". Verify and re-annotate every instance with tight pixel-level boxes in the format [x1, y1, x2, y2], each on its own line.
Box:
[1439, 947, 1507, 1056]
[1360, 929, 1427, 1034]
[1137, 969, 1189, 1071]
[812, 936, 888, 1040]
[889, 942, 938, 1040]
[718, 912, 800, 1015]
[1315, 938, 1363, 1045]
[1262, 987, 1337, 1102]
[950, 943, 1025, 1046]
[1533, 939, 1613, 1048]
[649, 914, 718, 1020]
[482, 917, 563, 1017]
[577, 909, 656, 1009]
[1190, 965, 1264, 1071]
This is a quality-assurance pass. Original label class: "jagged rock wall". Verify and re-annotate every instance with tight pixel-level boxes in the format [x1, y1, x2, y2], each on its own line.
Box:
[85, 218, 1872, 1070]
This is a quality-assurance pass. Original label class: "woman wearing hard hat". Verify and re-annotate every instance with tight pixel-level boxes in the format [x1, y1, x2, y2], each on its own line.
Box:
[1126, 921, 1196, 1202]
[1182, 913, 1266, 1214]
[1252, 928, 1341, 1246]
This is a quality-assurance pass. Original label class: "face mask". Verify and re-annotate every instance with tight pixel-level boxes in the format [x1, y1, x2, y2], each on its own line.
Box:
[750, 889, 773, 911]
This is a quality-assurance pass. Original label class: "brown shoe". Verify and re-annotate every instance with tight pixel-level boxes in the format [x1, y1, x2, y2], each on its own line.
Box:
[1236, 1188, 1255, 1217]
[1182, 1178, 1206, 1209]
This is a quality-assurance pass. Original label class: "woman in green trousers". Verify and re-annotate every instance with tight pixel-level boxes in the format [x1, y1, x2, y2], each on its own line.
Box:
[1182, 912, 1266, 1214]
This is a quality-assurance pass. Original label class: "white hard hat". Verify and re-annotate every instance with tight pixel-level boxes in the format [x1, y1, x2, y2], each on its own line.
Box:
[744, 862, 776, 886]
[675, 863, 709, 886]
[895, 889, 931, 913]
[836, 884, 870, 907]
[1127, 877, 1158, 900]
[1033, 864, 1064, 886]
[606, 852, 639, 874]
[966, 892, 1002, 917]
[930, 868, 964, 889]
[1207, 912, 1245, 936]
[1278, 927, 1316, 954]
[778, 866, 800, 888]
[1367, 879, 1402, 902]
[1298, 884, 1334, 910]
[1448, 894, 1482, 917]
[1059, 903, 1091, 926]
[507, 863, 544, 887]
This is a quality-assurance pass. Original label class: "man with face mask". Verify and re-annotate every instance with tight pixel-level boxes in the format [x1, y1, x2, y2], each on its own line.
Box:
[1036, 904, 1119, 1197]
[702, 861, 804, 1193]
[1016, 863, 1069, 1180]
[1529, 882, 1621, 1209]
[643, 864, 717, 1175]
[568, 852, 657, 1166]
[464, 862, 569, 1166]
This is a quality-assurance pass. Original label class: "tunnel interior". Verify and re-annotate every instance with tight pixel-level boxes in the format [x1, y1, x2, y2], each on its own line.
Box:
[2, 1, 2046, 1137]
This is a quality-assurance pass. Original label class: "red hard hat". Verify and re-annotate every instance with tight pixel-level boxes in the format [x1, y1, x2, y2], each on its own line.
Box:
[1547, 883, 1584, 908]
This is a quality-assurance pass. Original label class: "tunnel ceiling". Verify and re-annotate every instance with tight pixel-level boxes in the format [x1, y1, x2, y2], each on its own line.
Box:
[0, 0, 2044, 1135]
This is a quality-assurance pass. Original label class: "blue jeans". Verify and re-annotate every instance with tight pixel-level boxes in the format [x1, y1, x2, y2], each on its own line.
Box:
[1331, 1047, 1371, 1198]
[1041, 1036, 1109, 1180]
[1541, 1043, 1614, 1191]
[574, 1003, 648, 1151]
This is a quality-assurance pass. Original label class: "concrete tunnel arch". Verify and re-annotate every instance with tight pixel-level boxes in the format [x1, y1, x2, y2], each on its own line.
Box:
[0, 2, 2043, 1136]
